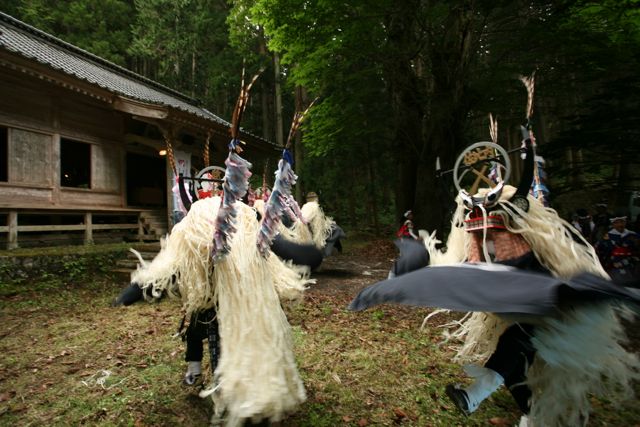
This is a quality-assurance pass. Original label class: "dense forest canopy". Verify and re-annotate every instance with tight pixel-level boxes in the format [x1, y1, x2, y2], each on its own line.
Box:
[1, 0, 639, 234]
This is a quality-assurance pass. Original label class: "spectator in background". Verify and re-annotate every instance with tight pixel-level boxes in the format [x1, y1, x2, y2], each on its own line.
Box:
[396, 210, 418, 240]
[570, 213, 581, 231]
[574, 208, 595, 243]
[596, 214, 639, 282]
[247, 187, 257, 207]
[591, 201, 612, 243]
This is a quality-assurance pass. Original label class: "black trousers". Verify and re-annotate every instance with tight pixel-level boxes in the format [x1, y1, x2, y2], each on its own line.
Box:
[184, 309, 221, 373]
[485, 323, 536, 414]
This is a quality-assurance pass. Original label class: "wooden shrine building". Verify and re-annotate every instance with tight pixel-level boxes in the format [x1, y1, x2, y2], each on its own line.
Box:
[0, 12, 276, 249]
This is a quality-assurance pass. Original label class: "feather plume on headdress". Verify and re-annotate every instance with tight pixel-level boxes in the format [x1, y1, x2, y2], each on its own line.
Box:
[257, 100, 317, 255]
[487, 113, 502, 184]
[489, 113, 498, 145]
[520, 73, 535, 122]
[211, 69, 263, 259]
[519, 72, 549, 205]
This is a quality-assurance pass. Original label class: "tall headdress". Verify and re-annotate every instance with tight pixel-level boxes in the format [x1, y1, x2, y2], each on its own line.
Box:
[211, 68, 262, 259]
[449, 75, 542, 215]
[520, 73, 549, 206]
[257, 99, 317, 255]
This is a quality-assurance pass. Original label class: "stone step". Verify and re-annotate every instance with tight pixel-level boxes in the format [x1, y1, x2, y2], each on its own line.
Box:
[141, 219, 167, 227]
[133, 233, 163, 243]
[116, 259, 142, 269]
[126, 251, 158, 260]
[141, 217, 167, 225]
[111, 242, 161, 281]
[129, 242, 161, 252]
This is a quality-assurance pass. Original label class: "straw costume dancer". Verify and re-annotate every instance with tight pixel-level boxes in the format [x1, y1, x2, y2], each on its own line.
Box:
[350, 76, 640, 427]
[131, 70, 309, 426]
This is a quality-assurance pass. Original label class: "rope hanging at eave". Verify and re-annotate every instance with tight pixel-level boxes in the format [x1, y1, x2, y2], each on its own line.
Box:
[203, 130, 212, 167]
[163, 129, 177, 175]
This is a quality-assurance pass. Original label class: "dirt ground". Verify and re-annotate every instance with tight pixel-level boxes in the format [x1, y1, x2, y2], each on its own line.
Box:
[1, 238, 639, 426]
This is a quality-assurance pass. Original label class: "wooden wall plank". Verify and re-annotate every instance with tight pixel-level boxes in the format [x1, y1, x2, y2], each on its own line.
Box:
[92, 143, 122, 192]
[58, 97, 121, 142]
[10, 128, 52, 186]
[0, 186, 53, 206]
[0, 223, 139, 232]
[0, 69, 52, 129]
[58, 189, 122, 207]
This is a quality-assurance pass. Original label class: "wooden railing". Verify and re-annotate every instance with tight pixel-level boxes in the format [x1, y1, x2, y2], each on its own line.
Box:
[0, 211, 143, 249]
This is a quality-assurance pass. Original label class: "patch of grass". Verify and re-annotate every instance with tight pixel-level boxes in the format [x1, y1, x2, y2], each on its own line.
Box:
[1, 250, 639, 427]
[0, 242, 161, 258]
[0, 242, 135, 258]
[370, 309, 385, 321]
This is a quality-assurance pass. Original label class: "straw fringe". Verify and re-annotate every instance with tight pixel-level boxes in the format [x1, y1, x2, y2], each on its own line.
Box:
[131, 197, 308, 424]
[528, 304, 640, 426]
[206, 203, 306, 425]
[421, 186, 638, 424]
[257, 158, 298, 255]
[300, 201, 334, 249]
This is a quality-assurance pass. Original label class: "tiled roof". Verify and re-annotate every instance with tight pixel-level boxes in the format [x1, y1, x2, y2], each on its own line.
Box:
[0, 11, 230, 126]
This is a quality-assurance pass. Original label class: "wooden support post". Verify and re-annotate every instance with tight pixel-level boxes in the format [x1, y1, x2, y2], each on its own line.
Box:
[138, 212, 144, 242]
[84, 212, 93, 245]
[8, 211, 18, 250]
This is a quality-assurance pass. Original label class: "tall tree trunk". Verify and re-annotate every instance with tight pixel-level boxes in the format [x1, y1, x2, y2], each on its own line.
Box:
[258, 38, 272, 141]
[294, 85, 307, 203]
[382, 0, 425, 228]
[365, 139, 380, 231]
[261, 81, 271, 140]
[415, 2, 476, 233]
[273, 53, 284, 146]
[191, 52, 196, 98]
[348, 168, 357, 227]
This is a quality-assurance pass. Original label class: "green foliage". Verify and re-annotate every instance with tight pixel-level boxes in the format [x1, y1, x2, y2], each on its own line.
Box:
[0, 246, 129, 289]
[9, 0, 135, 65]
[250, 0, 640, 231]
[3, 0, 640, 232]
[130, 0, 274, 135]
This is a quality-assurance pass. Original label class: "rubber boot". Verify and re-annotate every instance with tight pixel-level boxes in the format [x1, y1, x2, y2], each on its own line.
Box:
[183, 361, 202, 385]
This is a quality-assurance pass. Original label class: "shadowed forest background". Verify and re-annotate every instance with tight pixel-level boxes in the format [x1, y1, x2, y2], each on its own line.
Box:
[1, 0, 638, 236]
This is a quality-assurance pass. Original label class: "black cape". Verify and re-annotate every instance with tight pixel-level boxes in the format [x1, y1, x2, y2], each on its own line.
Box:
[349, 263, 640, 316]
[322, 224, 346, 258]
[391, 238, 430, 276]
[271, 234, 323, 270]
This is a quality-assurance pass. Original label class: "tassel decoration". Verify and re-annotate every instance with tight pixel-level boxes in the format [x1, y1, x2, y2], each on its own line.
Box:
[257, 100, 317, 256]
[211, 68, 263, 259]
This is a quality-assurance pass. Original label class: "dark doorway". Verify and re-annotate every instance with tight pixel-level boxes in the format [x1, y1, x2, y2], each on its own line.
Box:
[60, 138, 91, 188]
[126, 152, 167, 207]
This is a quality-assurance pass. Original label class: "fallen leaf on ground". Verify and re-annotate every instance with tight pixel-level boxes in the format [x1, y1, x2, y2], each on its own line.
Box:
[489, 417, 511, 426]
